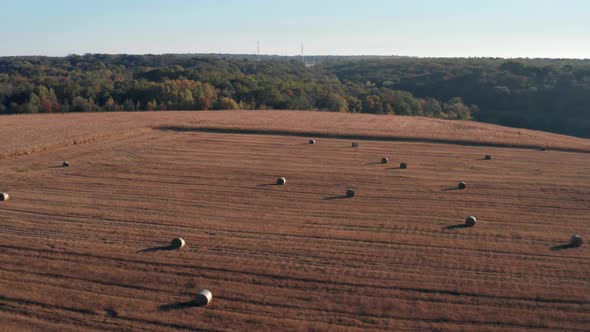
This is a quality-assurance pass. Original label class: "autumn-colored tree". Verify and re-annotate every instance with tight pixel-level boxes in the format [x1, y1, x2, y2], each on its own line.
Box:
[219, 97, 239, 110]
[2, 54, 590, 137]
[40, 98, 53, 113]
[196, 96, 212, 110]
[38, 86, 59, 113]
[146, 100, 158, 111]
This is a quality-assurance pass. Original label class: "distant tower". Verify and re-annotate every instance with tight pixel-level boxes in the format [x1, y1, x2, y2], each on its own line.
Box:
[257, 40, 260, 61]
[301, 43, 305, 64]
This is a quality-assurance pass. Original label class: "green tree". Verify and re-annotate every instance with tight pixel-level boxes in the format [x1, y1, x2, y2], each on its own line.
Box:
[443, 97, 472, 120]
[123, 99, 136, 111]
[25, 93, 41, 113]
[318, 93, 349, 112]
[104, 97, 120, 112]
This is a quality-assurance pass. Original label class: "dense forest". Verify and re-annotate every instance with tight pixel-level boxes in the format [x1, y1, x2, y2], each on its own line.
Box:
[1, 54, 589, 138]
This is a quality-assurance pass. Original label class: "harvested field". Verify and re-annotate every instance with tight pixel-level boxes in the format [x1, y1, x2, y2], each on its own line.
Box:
[0, 111, 589, 331]
[2, 111, 590, 160]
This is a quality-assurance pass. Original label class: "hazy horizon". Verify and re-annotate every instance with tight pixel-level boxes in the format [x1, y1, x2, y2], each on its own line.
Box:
[3, 52, 590, 60]
[1, 0, 589, 59]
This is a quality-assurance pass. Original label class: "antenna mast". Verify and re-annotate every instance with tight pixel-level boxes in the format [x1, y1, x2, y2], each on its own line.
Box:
[301, 43, 305, 64]
[257, 40, 260, 61]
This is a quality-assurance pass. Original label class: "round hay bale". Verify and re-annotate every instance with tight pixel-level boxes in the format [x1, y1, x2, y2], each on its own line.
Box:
[352, 142, 359, 148]
[484, 155, 492, 160]
[309, 139, 316, 145]
[458, 182, 467, 190]
[196, 289, 213, 306]
[570, 234, 583, 247]
[465, 216, 476, 227]
[540, 146, 547, 151]
[62, 161, 70, 167]
[400, 162, 408, 169]
[381, 157, 389, 164]
[170, 237, 185, 249]
[346, 189, 356, 198]
[276, 177, 287, 185]
[0, 192, 9, 202]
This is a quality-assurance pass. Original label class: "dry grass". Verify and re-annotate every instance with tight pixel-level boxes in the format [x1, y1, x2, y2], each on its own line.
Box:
[1, 111, 590, 161]
[0, 112, 589, 330]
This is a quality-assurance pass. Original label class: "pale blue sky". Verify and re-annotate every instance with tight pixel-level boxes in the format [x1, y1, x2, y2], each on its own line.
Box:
[1, 0, 589, 58]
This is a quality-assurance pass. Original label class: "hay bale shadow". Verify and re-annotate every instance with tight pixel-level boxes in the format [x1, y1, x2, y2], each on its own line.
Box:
[139, 245, 176, 253]
[104, 308, 118, 317]
[159, 299, 200, 312]
[443, 224, 469, 230]
[550, 244, 578, 251]
[389, 166, 401, 170]
[323, 195, 349, 200]
[256, 183, 278, 187]
[442, 187, 460, 191]
[364, 162, 382, 165]
[48, 165, 65, 169]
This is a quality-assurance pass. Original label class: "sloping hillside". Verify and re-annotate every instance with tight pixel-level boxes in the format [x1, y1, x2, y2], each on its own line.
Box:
[0, 111, 588, 331]
[1, 111, 589, 161]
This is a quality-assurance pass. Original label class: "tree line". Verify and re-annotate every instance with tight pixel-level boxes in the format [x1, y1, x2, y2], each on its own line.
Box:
[1, 54, 589, 138]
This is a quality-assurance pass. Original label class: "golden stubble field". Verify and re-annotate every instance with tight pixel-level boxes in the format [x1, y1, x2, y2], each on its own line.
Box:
[0, 111, 589, 331]
[2, 110, 590, 160]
